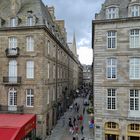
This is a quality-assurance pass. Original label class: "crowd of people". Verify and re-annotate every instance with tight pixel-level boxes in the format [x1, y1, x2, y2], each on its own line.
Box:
[61, 85, 93, 140]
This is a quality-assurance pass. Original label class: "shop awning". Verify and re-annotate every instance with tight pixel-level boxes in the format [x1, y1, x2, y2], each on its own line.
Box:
[0, 114, 36, 140]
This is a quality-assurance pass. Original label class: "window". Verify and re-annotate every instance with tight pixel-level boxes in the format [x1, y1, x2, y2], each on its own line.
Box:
[47, 89, 50, 104]
[47, 41, 50, 54]
[107, 58, 117, 79]
[131, 5, 140, 17]
[53, 87, 55, 101]
[26, 61, 34, 79]
[129, 124, 140, 131]
[106, 7, 118, 19]
[106, 122, 118, 129]
[26, 89, 34, 107]
[47, 63, 50, 79]
[130, 58, 140, 79]
[107, 89, 116, 110]
[26, 36, 34, 51]
[8, 88, 17, 106]
[27, 17, 33, 26]
[130, 29, 140, 48]
[58, 49, 59, 60]
[9, 37, 17, 49]
[53, 45, 55, 57]
[107, 31, 116, 48]
[58, 67, 59, 79]
[53, 65, 55, 79]
[9, 60, 17, 82]
[10, 18, 16, 27]
[130, 90, 139, 110]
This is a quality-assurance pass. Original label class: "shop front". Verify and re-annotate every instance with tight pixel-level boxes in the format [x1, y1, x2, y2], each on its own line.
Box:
[0, 114, 36, 140]
[104, 122, 119, 140]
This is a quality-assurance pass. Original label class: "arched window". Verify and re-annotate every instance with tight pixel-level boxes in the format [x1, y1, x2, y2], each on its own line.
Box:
[128, 124, 140, 131]
[105, 122, 119, 129]
[8, 88, 17, 111]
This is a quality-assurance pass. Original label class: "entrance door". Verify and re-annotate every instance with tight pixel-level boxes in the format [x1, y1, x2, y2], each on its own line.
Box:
[8, 88, 17, 111]
[9, 60, 17, 82]
[129, 136, 139, 140]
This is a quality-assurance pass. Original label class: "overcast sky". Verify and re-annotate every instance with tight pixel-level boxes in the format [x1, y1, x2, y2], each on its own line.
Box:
[42, 0, 104, 65]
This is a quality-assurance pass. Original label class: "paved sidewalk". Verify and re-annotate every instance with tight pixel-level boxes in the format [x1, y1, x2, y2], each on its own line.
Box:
[46, 97, 94, 140]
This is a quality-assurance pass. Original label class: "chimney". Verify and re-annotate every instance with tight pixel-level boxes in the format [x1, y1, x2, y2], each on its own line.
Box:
[10, 0, 21, 15]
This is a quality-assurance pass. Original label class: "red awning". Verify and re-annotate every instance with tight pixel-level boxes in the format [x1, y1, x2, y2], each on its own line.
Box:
[0, 114, 36, 140]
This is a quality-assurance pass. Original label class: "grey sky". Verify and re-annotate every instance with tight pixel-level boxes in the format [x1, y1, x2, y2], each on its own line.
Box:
[42, 0, 105, 64]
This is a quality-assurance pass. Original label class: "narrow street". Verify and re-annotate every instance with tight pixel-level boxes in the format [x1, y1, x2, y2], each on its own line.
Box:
[47, 97, 94, 140]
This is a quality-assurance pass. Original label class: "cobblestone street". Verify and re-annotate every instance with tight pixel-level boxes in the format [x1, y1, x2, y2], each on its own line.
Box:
[46, 97, 94, 140]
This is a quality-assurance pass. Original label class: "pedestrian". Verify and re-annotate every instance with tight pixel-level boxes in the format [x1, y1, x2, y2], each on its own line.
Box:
[83, 107, 85, 114]
[73, 117, 76, 126]
[75, 124, 79, 134]
[62, 116, 65, 127]
[75, 133, 79, 140]
[80, 125, 84, 135]
[73, 136, 76, 140]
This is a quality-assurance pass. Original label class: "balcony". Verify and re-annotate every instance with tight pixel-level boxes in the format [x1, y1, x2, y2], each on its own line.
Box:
[5, 47, 19, 57]
[3, 77, 21, 85]
[0, 105, 24, 114]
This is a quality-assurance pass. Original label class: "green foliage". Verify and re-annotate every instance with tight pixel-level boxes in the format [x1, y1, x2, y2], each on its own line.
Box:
[86, 107, 94, 114]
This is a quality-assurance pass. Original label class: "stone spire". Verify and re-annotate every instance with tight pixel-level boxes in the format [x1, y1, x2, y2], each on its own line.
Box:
[10, 0, 21, 15]
[72, 32, 77, 57]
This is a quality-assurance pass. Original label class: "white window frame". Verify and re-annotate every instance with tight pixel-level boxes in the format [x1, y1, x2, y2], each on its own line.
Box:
[9, 37, 17, 49]
[26, 36, 34, 52]
[47, 89, 50, 104]
[107, 31, 117, 49]
[27, 17, 33, 26]
[106, 7, 118, 19]
[47, 63, 50, 79]
[53, 87, 55, 101]
[130, 89, 139, 111]
[26, 61, 34, 79]
[129, 58, 140, 79]
[130, 29, 140, 48]
[26, 89, 34, 107]
[8, 88, 17, 106]
[107, 89, 117, 110]
[106, 58, 117, 79]
[131, 5, 140, 17]
[10, 18, 17, 27]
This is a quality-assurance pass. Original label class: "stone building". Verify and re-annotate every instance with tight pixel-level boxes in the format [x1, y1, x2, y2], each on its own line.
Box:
[0, 0, 82, 139]
[93, 0, 140, 140]
[83, 65, 92, 86]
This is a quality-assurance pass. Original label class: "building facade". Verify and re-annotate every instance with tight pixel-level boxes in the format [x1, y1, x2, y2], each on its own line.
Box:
[93, 0, 140, 140]
[83, 65, 92, 86]
[0, 0, 82, 139]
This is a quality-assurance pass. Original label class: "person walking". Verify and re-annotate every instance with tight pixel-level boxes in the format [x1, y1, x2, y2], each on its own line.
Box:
[62, 116, 65, 127]
[80, 125, 84, 135]
[73, 117, 76, 126]
[83, 107, 85, 114]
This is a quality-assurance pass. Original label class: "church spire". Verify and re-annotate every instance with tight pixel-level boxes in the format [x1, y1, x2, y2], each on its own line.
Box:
[72, 32, 77, 56]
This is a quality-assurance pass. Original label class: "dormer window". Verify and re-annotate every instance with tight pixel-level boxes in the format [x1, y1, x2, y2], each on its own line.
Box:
[10, 17, 17, 27]
[106, 7, 118, 19]
[131, 5, 140, 17]
[27, 17, 33, 26]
